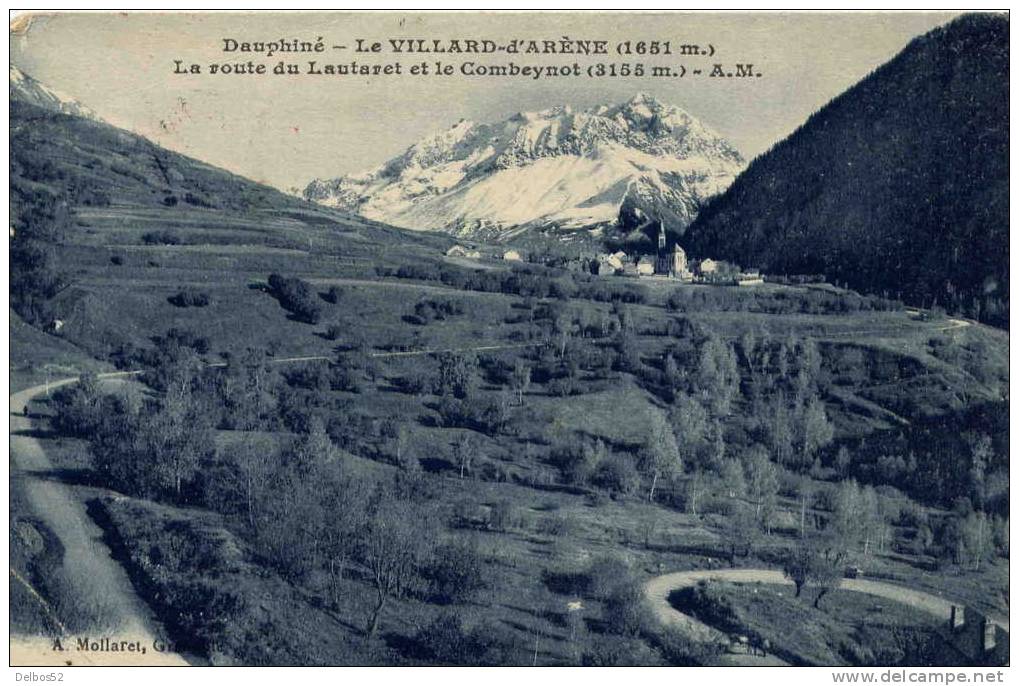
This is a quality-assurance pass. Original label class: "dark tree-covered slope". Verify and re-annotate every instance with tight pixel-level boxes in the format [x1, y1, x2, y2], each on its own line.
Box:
[685, 14, 1008, 326]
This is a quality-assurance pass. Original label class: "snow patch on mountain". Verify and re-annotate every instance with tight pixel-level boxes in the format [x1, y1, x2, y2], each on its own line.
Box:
[10, 66, 100, 120]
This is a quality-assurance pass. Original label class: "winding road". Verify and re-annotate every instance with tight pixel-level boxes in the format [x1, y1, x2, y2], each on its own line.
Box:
[10, 371, 188, 666]
[6, 311, 992, 665]
[643, 568, 1009, 665]
[9, 346, 537, 665]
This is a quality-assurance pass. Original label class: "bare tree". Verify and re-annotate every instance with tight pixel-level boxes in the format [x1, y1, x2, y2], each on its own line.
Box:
[782, 538, 847, 608]
[796, 480, 815, 538]
[745, 449, 778, 520]
[810, 549, 845, 609]
[835, 445, 852, 477]
[320, 472, 370, 608]
[553, 313, 573, 358]
[146, 386, 213, 498]
[767, 398, 794, 467]
[509, 359, 531, 406]
[799, 397, 834, 466]
[684, 469, 709, 516]
[966, 432, 993, 509]
[723, 503, 760, 567]
[237, 446, 274, 529]
[719, 457, 746, 499]
[783, 541, 814, 598]
[639, 414, 682, 502]
[453, 433, 478, 480]
[393, 423, 415, 471]
[358, 496, 429, 638]
[637, 513, 658, 550]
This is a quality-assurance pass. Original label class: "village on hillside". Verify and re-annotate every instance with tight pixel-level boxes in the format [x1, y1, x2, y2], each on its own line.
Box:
[446, 219, 766, 287]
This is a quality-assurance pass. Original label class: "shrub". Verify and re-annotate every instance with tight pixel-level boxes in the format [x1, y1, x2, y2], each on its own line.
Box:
[424, 539, 486, 604]
[581, 635, 660, 666]
[322, 285, 344, 304]
[183, 192, 212, 207]
[541, 566, 589, 596]
[142, 230, 180, 245]
[591, 454, 640, 496]
[603, 581, 650, 636]
[488, 499, 519, 532]
[51, 373, 106, 437]
[79, 188, 111, 207]
[541, 512, 576, 537]
[548, 376, 577, 398]
[413, 613, 525, 665]
[651, 625, 726, 666]
[168, 289, 211, 308]
[549, 439, 605, 486]
[157, 327, 210, 355]
[266, 273, 322, 324]
[412, 298, 466, 324]
[585, 555, 633, 600]
[669, 583, 740, 634]
[541, 555, 636, 601]
[284, 363, 330, 391]
[329, 365, 364, 394]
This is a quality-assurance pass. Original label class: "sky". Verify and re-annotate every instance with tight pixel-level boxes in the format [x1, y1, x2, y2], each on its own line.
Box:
[11, 11, 961, 190]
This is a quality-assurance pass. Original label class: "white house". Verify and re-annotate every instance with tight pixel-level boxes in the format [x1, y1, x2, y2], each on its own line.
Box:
[698, 258, 718, 275]
[598, 252, 624, 272]
[446, 245, 482, 259]
[502, 249, 523, 262]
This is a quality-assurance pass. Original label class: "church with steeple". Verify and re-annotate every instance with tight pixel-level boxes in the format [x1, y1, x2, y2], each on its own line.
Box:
[654, 219, 690, 279]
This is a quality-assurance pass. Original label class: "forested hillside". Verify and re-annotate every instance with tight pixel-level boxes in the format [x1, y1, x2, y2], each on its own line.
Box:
[685, 14, 1009, 326]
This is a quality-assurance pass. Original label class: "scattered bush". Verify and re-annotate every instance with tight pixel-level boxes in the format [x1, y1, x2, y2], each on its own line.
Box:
[591, 454, 641, 496]
[322, 285, 344, 304]
[582, 635, 661, 666]
[168, 289, 210, 308]
[584, 555, 633, 600]
[650, 625, 726, 666]
[183, 192, 213, 207]
[423, 539, 486, 604]
[603, 581, 651, 636]
[142, 230, 181, 245]
[267, 273, 322, 324]
[412, 613, 525, 665]
[488, 499, 520, 532]
[409, 297, 466, 325]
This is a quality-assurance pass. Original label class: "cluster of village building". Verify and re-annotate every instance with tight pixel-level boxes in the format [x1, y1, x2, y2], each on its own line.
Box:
[445, 220, 765, 286]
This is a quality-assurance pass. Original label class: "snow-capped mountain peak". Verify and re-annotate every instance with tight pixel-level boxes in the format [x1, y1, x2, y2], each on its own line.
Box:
[305, 94, 744, 239]
[10, 66, 100, 120]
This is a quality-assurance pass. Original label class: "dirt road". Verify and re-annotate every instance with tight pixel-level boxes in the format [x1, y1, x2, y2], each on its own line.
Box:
[10, 374, 188, 666]
[643, 567, 1009, 665]
[10, 348, 525, 664]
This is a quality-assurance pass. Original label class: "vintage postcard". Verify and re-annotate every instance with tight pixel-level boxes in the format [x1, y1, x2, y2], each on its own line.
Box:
[8, 10, 1009, 671]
